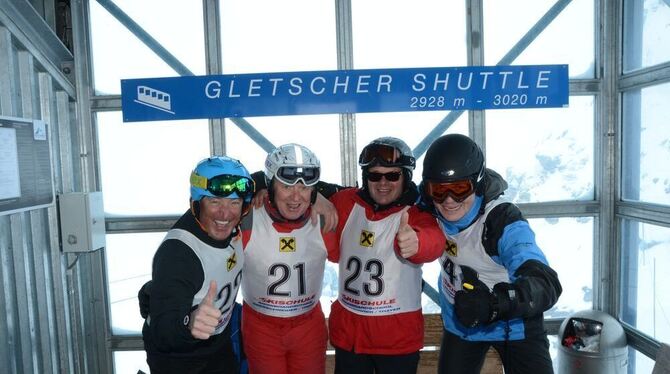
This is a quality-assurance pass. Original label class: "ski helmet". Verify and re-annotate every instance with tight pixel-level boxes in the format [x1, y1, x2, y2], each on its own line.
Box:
[422, 134, 486, 196]
[190, 156, 254, 204]
[264, 143, 321, 186]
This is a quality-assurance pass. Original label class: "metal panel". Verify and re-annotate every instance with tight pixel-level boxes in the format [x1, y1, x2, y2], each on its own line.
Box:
[0, 0, 74, 95]
[36, 73, 59, 373]
[48, 204, 76, 374]
[0, 215, 19, 374]
[29, 209, 55, 372]
[10, 213, 36, 373]
[0, 26, 17, 115]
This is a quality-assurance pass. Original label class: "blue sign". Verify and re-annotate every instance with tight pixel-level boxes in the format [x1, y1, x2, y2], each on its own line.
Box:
[121, 65, 568, 122]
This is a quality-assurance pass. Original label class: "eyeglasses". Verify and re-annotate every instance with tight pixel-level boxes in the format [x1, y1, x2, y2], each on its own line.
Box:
[275, 167, 320, 186]
[367, 171, 402, 182]
[191, 173, 255, 199]
[424, 179, 475, 203]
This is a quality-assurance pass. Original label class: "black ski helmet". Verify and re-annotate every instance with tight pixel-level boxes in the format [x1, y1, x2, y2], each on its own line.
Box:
[359, 137, 416, 189]
[422, 134, 486, 194]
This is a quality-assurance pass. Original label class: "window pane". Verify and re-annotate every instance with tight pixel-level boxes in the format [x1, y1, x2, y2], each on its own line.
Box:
[484, 0, 594, 79]
[623, 0, 670, 72]
[355, 112, 468, 185]
[531, 217, 594, 318]
[113, 350, 149, 374]
[96, 112, 209, 216]
[486, 96, 594, 203]
[106, 232, 163, 335]
[88, 0, 205, 94]
[220, 0, 336, 73]
[622, 83, 670, 205]
[629, 346, 656, 374]
[225, 115, 342, 185]
[352, 0, 467, 69]
[620, 220, 670, 343]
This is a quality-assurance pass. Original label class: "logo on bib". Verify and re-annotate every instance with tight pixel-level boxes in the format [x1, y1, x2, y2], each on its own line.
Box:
[446, 239, 458, 257]
[227, 252, 237, 271]
[359, 230, 375, 247]
[279, 237, 296, 252]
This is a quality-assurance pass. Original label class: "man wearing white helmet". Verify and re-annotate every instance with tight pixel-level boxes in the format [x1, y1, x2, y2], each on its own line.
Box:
[139, 156, 254, 373]
[239, 143, 338, 374]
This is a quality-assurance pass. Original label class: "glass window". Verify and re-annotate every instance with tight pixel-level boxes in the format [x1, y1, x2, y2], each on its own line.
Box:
[622, 83, 670, 205]
[88, 0, 205, 94]
[620, 220, 670, 344]
[113, 350, 149, 374]
[628, 346, 656, 374]
[484, 0, 594, 79]
[106, 232, 164, 335]
[531, 217, 594, 318]
[486, 96, 595, 203]
[220, 0, 336, 73]
[623, 0, 670, 72]
[225, 115, 343, 185]
[351, 0, 467, 69]
[96, 112, 210, 216]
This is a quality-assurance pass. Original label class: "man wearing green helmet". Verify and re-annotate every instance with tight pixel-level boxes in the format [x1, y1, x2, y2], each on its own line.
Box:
[139, 156, 254, 374]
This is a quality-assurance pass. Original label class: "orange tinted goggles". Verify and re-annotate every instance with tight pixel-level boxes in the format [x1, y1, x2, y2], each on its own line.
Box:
[424, 179, 475, 203]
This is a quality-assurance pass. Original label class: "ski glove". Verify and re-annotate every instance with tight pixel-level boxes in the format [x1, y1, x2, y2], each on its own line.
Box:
[454, 266, 494, 328]
[454, 266, 525, 327]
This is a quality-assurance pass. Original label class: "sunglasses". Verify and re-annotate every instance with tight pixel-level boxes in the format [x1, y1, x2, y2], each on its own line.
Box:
[424, 179, 475, 203]
[367, 171, 402, 182]
[276, 167, 320, 186]
[191, 173, 255, 199]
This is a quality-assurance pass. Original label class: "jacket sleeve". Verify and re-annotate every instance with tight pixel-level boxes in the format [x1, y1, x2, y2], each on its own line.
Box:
[403, 205, 445, 264]
[147, 240, 204, 352]
[321, 229, 340, 263]
[493, 207, 562, 320]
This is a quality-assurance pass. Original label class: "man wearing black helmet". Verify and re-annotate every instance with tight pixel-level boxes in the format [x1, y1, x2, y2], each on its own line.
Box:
[419, 134, 562, 374]
[326, 137, 446, 374]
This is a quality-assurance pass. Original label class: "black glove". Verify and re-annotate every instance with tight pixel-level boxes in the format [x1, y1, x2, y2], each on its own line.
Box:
[138, 281, 152, 319]
[491, 282, 524, 320]
[454, 266, 494, 328]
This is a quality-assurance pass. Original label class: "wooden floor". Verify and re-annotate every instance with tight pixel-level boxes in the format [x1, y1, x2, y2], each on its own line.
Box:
[325, 314, 503, 373]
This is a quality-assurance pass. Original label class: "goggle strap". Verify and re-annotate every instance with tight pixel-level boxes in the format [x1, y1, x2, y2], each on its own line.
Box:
[190, 172, 208, 189]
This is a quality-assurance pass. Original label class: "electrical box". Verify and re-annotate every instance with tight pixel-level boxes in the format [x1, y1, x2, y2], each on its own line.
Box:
[58, 192, 106, 252]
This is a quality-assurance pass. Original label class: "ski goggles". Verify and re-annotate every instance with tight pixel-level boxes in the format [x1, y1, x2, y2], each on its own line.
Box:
[367, 171, 402, 182]
[424, 179, 475, 203]
[275, 166, 320, 186]
[359, 144, 401, 167]
[191, 173, 255, 199]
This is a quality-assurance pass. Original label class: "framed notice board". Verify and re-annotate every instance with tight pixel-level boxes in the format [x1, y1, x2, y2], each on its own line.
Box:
[0, 115, 54, 216]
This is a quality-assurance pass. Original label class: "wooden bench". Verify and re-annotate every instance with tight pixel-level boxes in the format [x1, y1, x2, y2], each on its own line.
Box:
[325, 314, 503, 373]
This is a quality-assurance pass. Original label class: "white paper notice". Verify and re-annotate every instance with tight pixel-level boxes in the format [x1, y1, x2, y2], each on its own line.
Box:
[0, 127, 21, 200]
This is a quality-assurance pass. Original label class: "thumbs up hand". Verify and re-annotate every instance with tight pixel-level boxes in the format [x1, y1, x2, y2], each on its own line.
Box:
[396, 210, 419, 259]
[189, 280, 222, 340]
